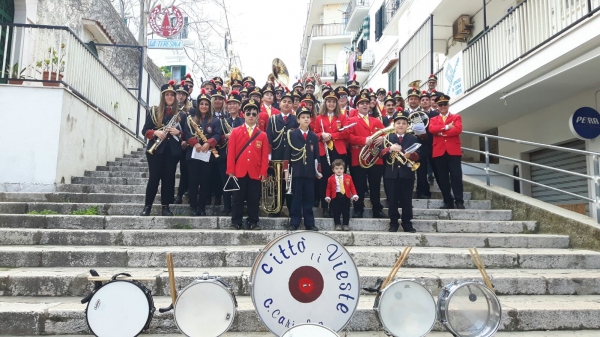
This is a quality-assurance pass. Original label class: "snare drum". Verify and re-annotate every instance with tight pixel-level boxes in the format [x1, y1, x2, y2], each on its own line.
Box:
[84, 273, 155, 337]
[375, 279, 436, 337]
[282, 323, 340, 337]
[250, 232, 360, 336]
[174, 274, 238, 337]
[437, 280, 502, 337]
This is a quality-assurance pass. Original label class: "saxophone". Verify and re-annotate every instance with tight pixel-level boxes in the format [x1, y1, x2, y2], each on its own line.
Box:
[147, 109, 180, 155]
[187, 116, 219, 158]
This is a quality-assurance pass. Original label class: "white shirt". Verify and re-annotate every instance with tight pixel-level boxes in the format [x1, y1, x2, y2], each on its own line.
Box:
[335, 174, 344, 193]
[300, 129, 309, 137]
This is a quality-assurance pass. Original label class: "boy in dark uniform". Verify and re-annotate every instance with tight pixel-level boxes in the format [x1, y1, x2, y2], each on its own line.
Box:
[284, 103, 323, 231]
[379, 114, 420, 233]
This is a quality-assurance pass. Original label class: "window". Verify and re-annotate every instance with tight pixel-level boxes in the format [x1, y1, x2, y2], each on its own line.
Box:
[388, 67, 397, 92]
[375, 6, 384, 41]
[170, 65, 186, 81]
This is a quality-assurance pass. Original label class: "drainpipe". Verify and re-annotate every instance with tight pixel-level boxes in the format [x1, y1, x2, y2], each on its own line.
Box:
[483, 0, 488, 30]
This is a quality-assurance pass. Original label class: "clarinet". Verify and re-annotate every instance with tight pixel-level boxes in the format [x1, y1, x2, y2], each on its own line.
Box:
[187, 116, 219, 158]
[147, 113, 179, 155]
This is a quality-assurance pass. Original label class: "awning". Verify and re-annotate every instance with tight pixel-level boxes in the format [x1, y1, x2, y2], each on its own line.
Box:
[382, 58, 399, 74]
[362, 16, 370, 41]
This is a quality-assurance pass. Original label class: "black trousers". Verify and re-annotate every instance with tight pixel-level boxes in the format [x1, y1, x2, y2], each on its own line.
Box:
[187, 159, 211, 211]
[352, 165, 384, 213]
[218, 160, 233, 211]
[207, 160, 223, 205]
[387, 178, 414, 224]
[177, 149, 189, 197]
[144, 145, 178, 206]
[331, 193, 351, 226]
[232, 175, 261, 226]
[433, 152, 464, 205]
[319, 149, 346, 209]
[416, 155, 431, 197]
[290, 177, 316, 229]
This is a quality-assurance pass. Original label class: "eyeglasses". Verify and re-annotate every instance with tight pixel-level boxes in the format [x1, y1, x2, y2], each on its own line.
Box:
[245, 112, 258, 117]
[340, 95, 348, 99]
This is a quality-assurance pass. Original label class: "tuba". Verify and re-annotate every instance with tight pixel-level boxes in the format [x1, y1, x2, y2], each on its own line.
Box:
[408, 80, 422, 89]
[358, 125, 396, 168]
[261, 160, 286, 214]
[271, 58, 289, 87]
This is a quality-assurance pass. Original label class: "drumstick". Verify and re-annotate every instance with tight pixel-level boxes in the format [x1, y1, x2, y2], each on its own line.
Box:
[166, 253, 178, 305]
[87, 277, 156, 281]
[469, 248, 495, 294]
[381, 246, 412, 291]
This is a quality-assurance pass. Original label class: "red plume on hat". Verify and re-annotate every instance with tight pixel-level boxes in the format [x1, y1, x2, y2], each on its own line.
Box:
[201, 88, 206, 95]
[168, 79, 176, 86]
[422, 90, 427, 94]
[186, 73, 192, 78]
[285, 87, 290, 93]
[217, 85, 222, 91]
[387, 91, 392, 95]
[297, 79, 301, 83]
[396, 107, 404, 112]
[300, 102, 307, 108]
[369, 88, 373, 92]
[412, 86, 417, 90]
[230, 90, 240, 95]
[432, 89, 437, 93]
[352, 74, 356, 81]
[180, 80, 186, 86]
[430, 74, 434, 77]
[244, 82, 250, 88]
[395, 90, 400, 94]
[210, 79, 215, 84]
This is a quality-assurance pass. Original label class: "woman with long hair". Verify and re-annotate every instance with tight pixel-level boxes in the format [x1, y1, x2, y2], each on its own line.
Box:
[140, 80, 185, 216]
[182, 89, 222, 216]
[174, 81, 191, 204]
[315, 89, 348, 218]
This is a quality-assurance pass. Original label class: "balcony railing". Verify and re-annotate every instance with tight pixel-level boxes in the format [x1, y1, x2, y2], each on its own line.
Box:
[464, 0, 600, 91]
[344, 0, 370, 28]
[398, 16, 434, 91]
[311, 64, 337, 78]
[0, 23, 149, 138]
[385, 0, 407, 27]
[311, 23, 347, 37]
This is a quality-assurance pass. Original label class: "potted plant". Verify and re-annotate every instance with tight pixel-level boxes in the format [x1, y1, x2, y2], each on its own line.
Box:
[36, 44, 66, 87]
[5, 63, 27, 85]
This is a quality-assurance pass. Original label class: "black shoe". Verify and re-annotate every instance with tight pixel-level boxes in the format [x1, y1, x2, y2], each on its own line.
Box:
[455, 202, 465, 209]
[228, 223, 241, 230]
[335, 225, 343, 231]
[174, 196, 183, 204]
[250, 223, 262, 230]
[402, 223, 417, 233]
[373, 210, 387, 218]
[440, 203, 455, 209]
[268, 213, 280, 218]
[322, 209, 331, 218]
[353, 210, 363, 218]
[342, 225, 351, 232]
[221, 208, 232, 216]
[416, 194, 426, 199]
[139, 206, 152, 216]
[161, 206, 173, 217]
[388, 224, 399, 232]
[242, 220, 250, 230]
[288, 225, 298, 231]
[306, 226, 319, 231]
[196, 209, 206, 216]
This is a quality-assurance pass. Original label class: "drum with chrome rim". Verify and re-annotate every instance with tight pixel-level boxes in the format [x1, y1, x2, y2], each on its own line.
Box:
[174, 274, 238, 337]
[437, 280, 502, 337]
[250, 232, 360, 336]
[375, 279, 436, 337]
[282, 323, 340, 336]
[84, 273, 155, 337]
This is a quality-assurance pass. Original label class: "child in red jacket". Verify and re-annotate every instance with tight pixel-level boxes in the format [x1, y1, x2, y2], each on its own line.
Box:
[325, 159, 359, 231]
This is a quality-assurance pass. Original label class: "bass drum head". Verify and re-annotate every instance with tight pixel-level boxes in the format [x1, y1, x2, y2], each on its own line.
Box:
[444, 282, 501, 337]
[282, 323, 340, 337]
[251, 232, 360, 336]
[174, 280, 236, 337]
[378, 279, 436, 337]
[86, 281, 151, 337]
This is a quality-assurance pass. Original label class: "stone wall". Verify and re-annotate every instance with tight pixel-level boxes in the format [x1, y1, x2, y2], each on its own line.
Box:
[36, 0, 165, 89]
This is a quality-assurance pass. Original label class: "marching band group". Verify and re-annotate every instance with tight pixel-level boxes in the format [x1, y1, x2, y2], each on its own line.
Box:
[140, 71, 464, 233]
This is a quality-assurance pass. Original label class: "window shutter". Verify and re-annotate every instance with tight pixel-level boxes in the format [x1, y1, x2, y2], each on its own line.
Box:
[180, 65, 187, 80]
[362, 16, 370, 41]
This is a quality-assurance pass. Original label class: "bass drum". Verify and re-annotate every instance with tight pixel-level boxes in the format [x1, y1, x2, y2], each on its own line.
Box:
[375, 279, 436, 337]
[250, 232, 360, 336]
[282, 323, 340, 337]
[174, 274, 237, 337]
[437, 280, 502, 337]
[84, 273, 155, 337]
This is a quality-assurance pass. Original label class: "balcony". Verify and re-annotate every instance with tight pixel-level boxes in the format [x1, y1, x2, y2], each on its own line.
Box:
[383, 0, 409, 35]
[345, 0, 370, 32]
[310, 64, 345, 83]
[303, 24, 352, 72]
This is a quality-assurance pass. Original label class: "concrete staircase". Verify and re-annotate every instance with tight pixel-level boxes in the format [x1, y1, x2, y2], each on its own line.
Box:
[1, 148, 600, 335]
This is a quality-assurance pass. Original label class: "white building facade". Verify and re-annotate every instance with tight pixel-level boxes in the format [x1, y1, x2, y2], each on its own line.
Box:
[306, 0, 600, 218]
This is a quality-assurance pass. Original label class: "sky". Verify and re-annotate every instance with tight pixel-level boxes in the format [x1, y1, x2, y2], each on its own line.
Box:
[226, 0, 310, 84]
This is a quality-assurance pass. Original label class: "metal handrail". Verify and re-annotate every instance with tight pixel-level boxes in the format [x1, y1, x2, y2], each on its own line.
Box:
[461, 131, 600, 220]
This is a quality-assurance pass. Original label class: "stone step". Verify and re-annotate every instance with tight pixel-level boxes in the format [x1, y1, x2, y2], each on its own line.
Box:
[0, 214, 536, 233]
[106, 160, 149, 167]
[84, 170, 152, 178]
[1, 295, 599, 334]
[0, 229, 567, 248]
[0, 202, 511, 220]
[1, 246, 597, 269]
[6, 332, 600, 337]
[0, 193, 489, 210]
[3, 267, 598, 297]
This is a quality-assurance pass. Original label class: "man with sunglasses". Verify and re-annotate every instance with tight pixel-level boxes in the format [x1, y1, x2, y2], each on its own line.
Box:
[227, 99, 270, 230]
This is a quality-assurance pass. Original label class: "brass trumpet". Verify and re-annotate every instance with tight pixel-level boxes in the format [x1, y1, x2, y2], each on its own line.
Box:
[384, 138, 420, 171]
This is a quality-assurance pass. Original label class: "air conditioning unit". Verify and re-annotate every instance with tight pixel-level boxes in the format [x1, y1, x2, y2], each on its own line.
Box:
[361, 49, 375, 69]
[453, 15, 473, 42]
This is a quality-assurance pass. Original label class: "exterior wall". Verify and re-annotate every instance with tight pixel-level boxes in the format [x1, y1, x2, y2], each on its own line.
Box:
[0, 86, 143, 192]
[323, 43, 344, 66]
[323, 4, 345, 23]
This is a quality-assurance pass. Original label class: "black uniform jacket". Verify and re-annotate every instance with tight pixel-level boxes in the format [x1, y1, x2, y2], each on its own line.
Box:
[267, 113, 299, 160]
[380, 133, 421, 179]
[142, 106, 186, 156]
[285, 128, 319, 179]
[181, 115, 222, 161]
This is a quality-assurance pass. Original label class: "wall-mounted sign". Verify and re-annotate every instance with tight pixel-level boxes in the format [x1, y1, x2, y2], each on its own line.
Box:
[443, 51, 464, 97]
[569, 107, 600, 140]
[148, 39, 183, 49]
[149, 5, 184, 37]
